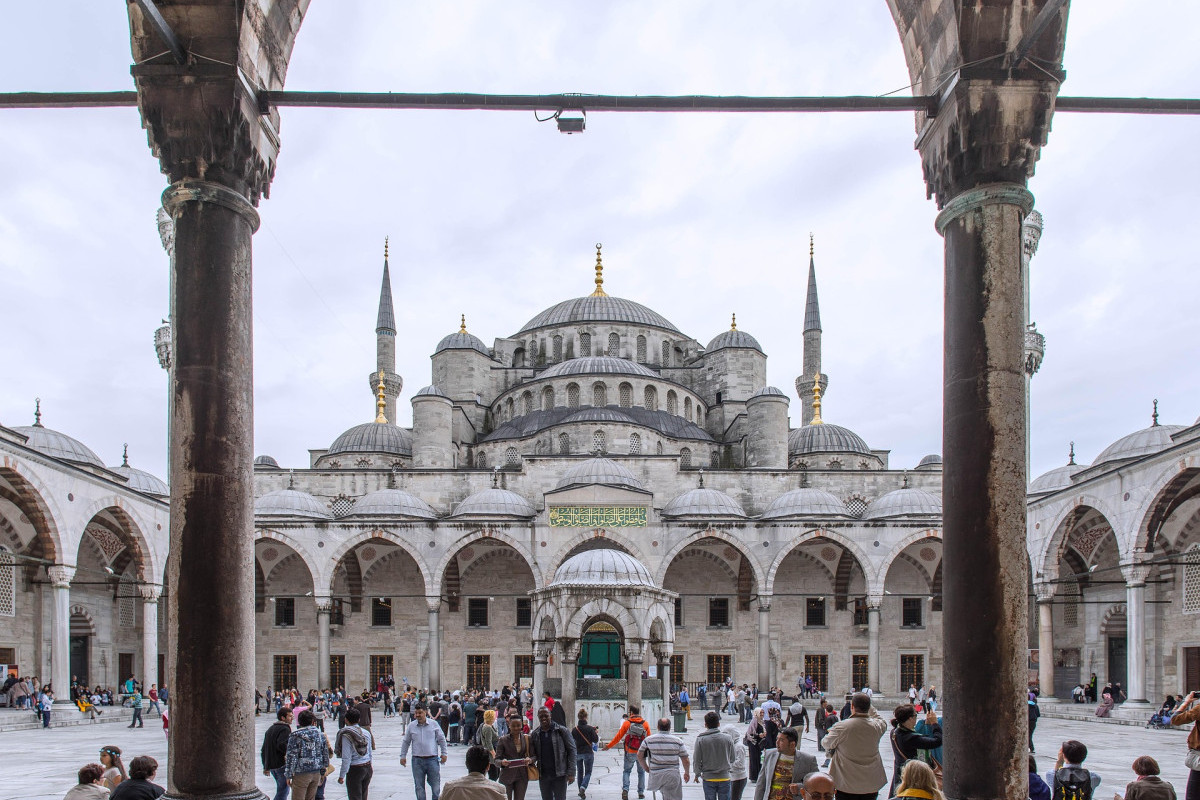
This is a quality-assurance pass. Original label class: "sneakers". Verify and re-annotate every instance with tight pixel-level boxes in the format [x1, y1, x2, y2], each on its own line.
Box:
[622, 791, 628, 800]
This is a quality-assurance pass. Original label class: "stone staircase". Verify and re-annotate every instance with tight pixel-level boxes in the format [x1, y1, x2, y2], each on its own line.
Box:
[1037, 700, 1184, 729]
[0, 704, 138, 732]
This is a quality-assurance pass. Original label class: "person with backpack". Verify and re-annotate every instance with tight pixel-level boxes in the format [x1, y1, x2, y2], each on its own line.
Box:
[680, 687, 692, 721]
[604, 704, 650, 800]
[1044, 740, 1101, 800]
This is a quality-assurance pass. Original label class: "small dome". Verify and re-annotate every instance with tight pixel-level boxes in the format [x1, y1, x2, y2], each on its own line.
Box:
[1029, 462, 1088, 494]
[760, 488, 847, 519]
[351, 489, 438, 519]
[915, 454, 942, 470]
[13, 425, 104, 468]
[519, 296, 680, 334]
[255, 489, 333, 520]
[551, 548, 654, 588]
[749, 386, 787, 400]
[788, 424, 872, 457]
[110, 464, 169, 497]
[662, 488, 746, 517]
[706, 329, 763, 354]
[451, 488, 535, 518]
[555, 458, 645, 491]
[414, 385, 450, 399]
[1095, 424, 1186, 465]
[562, 407, 636, 425]
[327, 422, 413, 457]
[862, 488, 942, 520]
[435, 331, 491, 356]
[540, 357, 658, 380]
[254, 455, 281, 468]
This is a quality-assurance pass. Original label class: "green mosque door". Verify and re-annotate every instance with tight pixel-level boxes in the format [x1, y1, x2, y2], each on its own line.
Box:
[578, 622, 622, 679]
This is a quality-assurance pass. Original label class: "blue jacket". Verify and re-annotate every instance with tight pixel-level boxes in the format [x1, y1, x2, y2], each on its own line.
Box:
[285, 725, 331, 778]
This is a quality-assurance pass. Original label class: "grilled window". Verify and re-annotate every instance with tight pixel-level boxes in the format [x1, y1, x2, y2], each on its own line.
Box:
[370, 654, 393, 688]
[330, 655, 346, 690]
[902, 598, 923, 628]
[593, 382, 607, 407]
[514, 655, 534, 681]
[559, 433, 571, 455]
[594, 430, 606, 453]
[608, 333, 620, 357]
[273, 655, 298, 690]
[580, 333, 592, 357]
[706, 654, 732, 686]
[806, 597, 826, 627]
[680, 448, 692, 469]
[274, 597, 296, 627]
[852, 654, 869, 691]
[662, 341, 671, 366]
[900, 654, 925, 691]
[467, 655, 490, 689]
[505, 447, 520, 467]
[619, 383, 633, 408]
[516, 598, 532, 628]
[852, 598, 868, 626]
[667, 391, 677, 415]
[567, 383, 580, 408]
[542, 387, 554, 411]
[644, 386, 658, 411]
[629, 433, 642, 454]
[371, 597, 392, 627]
[804, 654, 829, 692]
[674, 596, 683, 626]
[636, 336, 647, 363]
[708, 597, 730, 628]
[468, 597, 489, 627]
[553, 336, 563, 362]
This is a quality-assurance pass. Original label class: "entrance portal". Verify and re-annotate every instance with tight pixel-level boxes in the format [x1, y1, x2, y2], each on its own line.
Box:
[578, 621, 622, 679]
[70, 635, 89, 686]
[1108, 636, 1128, 687]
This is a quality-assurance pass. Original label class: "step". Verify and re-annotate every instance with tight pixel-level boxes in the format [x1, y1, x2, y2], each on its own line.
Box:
[0, 705, 140, 732]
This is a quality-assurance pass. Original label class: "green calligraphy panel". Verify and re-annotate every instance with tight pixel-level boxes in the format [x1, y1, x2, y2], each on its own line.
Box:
[548, 506, 648, 528]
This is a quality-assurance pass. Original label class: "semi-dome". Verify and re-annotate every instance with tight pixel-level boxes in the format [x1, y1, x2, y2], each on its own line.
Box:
[13, 425, 104, 468]
[551, 548, 654, 588]
[562, 407, 636, 425]
[351, 488, 438, 519]
[759, 488, 848, 519]
[435, 330, 491, 357]
[414, 385, 450, 399]
[110, 464, 169, 497]
[1094, 424, 1186, 466]
[662, 488, 746, 517]
[451, 488, 535, 518]
[788, 424, 872, 457]
[706, 329, 763, 354]
[254, 455, 281, 468]
[519, 296, 680, 334]
[555, 458, 645, 492]
[483, 406, 713, 444]
[862, 488, 942, 520]
[749, 386, 787, 400]
[327, 422, 413, 457]
[915, 454, 942, 470]
[1029, 462, 1088, 494]
[254, 489, 333, 520]
[540, 357, 658, 380]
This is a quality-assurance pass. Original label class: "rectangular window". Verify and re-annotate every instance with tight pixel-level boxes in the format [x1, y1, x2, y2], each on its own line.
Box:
[852, 598, 869, 626]
[468, 598, 489, 627]
[330, 598, 346, 626]
[369, 654, 393, 688]
[706, 654, 732, 686]
[670, 655, 685, 685]
[467, 655, 490, 689]
[0, 647, 15, 665]
[119, 652, 134, 684]
[371, 597, 392, 627]
[273, 654, 298, 690]
[514, 654, 533, 681]
[804, 654, 829, 692]
[806, 597, 827, 627]
[902, 598, 923, 628]
[274, 597, 295, 627]
[900, 654, 925, 692]
[330, 655, 346, 691]
[852, 655, 869, 691]
[515, 598, 532, 628]
[708, 598, 729, 628]
[674, 597, 683, 627]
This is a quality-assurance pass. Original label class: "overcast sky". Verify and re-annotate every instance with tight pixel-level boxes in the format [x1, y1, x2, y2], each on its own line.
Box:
[1, 3, 1197, 486]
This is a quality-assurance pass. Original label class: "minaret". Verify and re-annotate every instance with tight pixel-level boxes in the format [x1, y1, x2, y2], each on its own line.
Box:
[795, 235, 828, 426]
[370, 237, 403, 422]
[1022, 211, 1045, 476]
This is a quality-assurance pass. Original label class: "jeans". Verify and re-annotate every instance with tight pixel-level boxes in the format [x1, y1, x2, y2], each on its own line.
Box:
[621, 751, 645, 794]
[412, 756, 442, 800]
[346, 762, 372, 800]
[702, 780, 732, 800]
[539, 776, 568, 800]
[148, 700, 161, 716]
[270, 767, 290, 800]
[130, 708, 143, 727]
[576, 750, 594, 788]
[730, 778, 747, 800]
[41, 709, 50, 728]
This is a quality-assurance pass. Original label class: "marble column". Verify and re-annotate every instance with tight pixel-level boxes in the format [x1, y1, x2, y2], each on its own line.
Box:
[1035, 584, 1056, 700]
[48, 565, 74, 702]
[866, 601, 881, 693]
[757, 597, 772, 691]
[141, 585, 161, 688]
[1127, 580, 1147, 703]
[626, 640, 644, 711]
[937, 183, 1034, 800]
[561, 652, 578, 725]
[532, 644, 549, 709]
[427, 599, 442, 691]
[316, 598, 332, 690]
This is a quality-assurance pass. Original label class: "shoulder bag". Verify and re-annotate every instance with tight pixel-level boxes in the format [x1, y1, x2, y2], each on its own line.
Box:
[524, 734, 540, 781]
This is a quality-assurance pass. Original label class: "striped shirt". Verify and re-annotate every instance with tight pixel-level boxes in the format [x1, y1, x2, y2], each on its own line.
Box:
[639, 732, 688, 772]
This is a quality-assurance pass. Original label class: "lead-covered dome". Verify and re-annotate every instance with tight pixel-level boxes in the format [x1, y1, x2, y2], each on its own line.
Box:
[862, 488, 942, 520]
[435, 330, 491, 357]
[760, 488, 847, 519]
[662, 488, 746, 517]
[1029, 462, 1087, 494]
[1094, 424, 1186, 466]
[451, 488, 535, 518]
[706, 329, 763, 354]
[555, 458, 645, 492]
[749, 386, 787, 400]
[788, 424, 872, 457]
[351, 489, 438, 519]
[255, 455, 281, 468]
[414, 385, 450, 399]
[327, 422, 413, 457]
[255, 489, 333, 520]
[540, 357, 658, 379]
[110, 463, 168, 497]
[519, 296, 680, 334]
[916, 454, 942, 470]
[551, 548, 654, 588]
[13, 424, 104, 468]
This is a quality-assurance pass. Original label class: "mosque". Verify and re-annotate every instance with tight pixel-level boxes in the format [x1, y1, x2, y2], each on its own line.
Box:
[2, 222, 1198, 718]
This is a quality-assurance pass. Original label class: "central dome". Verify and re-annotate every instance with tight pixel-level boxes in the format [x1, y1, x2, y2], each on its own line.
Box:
[551, 548, 654, 588]
[540, 357, 658, 379]
[518, 296, 680, 334]
[327, 422, 413, 457]
[788, 424, 872, 457]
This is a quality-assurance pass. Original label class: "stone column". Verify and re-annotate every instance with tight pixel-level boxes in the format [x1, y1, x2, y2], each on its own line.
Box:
[560, 640, 579, 725]
[866, 599, 881, 693]
[316, 598, 332, 690]
[532, 643, 550, 708]
[1126, 573, 1148, 703]
[757, 597, 772, 691]
[48, 565, 74, 702]
[140, 585, 161, 688]
[427, 599, 442, 690]
[936, 183, 1034, 800]
[1036, 589, 1056, 700]
[626, 639, 644, 711]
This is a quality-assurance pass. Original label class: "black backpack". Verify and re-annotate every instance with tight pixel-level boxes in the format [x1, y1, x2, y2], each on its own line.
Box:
[1053, 767, 1093, 800]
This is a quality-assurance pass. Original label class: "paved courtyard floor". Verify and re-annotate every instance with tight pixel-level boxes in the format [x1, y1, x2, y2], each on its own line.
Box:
[3, 710, 1192, 800]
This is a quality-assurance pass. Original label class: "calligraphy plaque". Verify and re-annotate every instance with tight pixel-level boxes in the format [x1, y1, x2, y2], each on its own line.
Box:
[548, 506, 648, 528]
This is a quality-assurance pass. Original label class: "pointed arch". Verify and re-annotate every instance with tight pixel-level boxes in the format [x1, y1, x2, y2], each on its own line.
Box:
[1036, 497, 1124, 580]
[431, 529, 541, 595]
[765, 528, 876, 596]
[564, 597, 642, 640]
[0, 462, 64, 562]
[1133, 458, 1200, 554]
[324, 529, 433, 598]
[655, 529, 766, 592]
[75, 500, 160, 582]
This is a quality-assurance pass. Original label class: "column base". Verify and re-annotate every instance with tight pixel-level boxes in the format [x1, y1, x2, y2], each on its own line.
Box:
[164, 791, 267, 800]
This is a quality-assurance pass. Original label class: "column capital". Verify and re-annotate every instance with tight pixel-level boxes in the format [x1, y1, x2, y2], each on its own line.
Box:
[47, 565, 75, 588]
[1034, 582, 1056, 603]
[426, 596, 442, 614]
[315, 597, 334, 615]
[139, 584, 162, 602]
[866, 596, 883, 611]
[162, 179, 261, 232]
[935, 183, 1035, 234]
[558, 639, 581, 662]
[757, 595, 772, 612]
[1121, 556, 1151, 586]
[625, 639, 646, 663]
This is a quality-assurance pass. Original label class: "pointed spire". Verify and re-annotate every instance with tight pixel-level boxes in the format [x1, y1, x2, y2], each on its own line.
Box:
[33, 397, 42, 428]
[590, 243, 608, 297]
[492, 466, 500, 488]
[902, 470, 910, 489]
[730, 313, 737, 331]
[1068, 441, 1076, 465]
[122, 444, 129, 467]
[375, 373, 388, 424]
[287, 470, 295, 490]
[804, 235, 822, 333]
[811, 372, 823, 425]
[698, 469, 705, 489]
[1152, 399, 1160, 427]
[376, 238, 396, 335]
[460, 314, 468, 334]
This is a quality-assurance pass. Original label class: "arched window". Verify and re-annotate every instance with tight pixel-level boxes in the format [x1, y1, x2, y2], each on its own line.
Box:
[827, 459, 842, 470]
[656, 441, 664, 455]
[522, 392, 533, 416]
[559, 433, 571, 455]
[580, 332, 592, 357]
[1184, 545, 1200, 614]
[667, 391, 677, 415]
[542, 386, 554, 411]
[476, 452, 487, 469]
[593, 430, 606, 454]
[710, 451, 720, 468]
[636, 336, 647, 363]
[553, 335, 563, 362]
[644, 386, 658, 411]
[567, 383, 580, 408]
[619, 382, 633, 408]
[505, 447, 521, 467]
[680, 447, 692, 469]
[695, 403, 704, 422]
[505, 398, 515, 421]
[0, 545, 14, 617]
[608, 332, 620, 357]
[629, 433, 642, 455]
[528, 339, 537, 363]
[684, 397, 692, 422]
[593, 382, 607, 407]
[661, 340, 671, 366]
[513, 348, 526, 368]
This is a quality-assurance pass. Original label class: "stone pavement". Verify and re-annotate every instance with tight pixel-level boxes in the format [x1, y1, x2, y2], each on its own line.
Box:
[2, 710, 1193, 800]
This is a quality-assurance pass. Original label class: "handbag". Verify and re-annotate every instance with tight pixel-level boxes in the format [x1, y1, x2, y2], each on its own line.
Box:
[577, 725, 598, 752]
[1185, 749, 1200, 771]
[522, 734, 540, 781]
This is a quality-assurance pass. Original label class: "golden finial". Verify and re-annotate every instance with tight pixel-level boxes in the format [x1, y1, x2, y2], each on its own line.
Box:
[590, 243, 608, 297]
[809, 233, 814, 260]
[730, 313, 737, 331]
[384, 236, 389, 260]
[460, 314, 467, 334]
[375, 373, 388, 424]
[811, 371, 824, 425]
